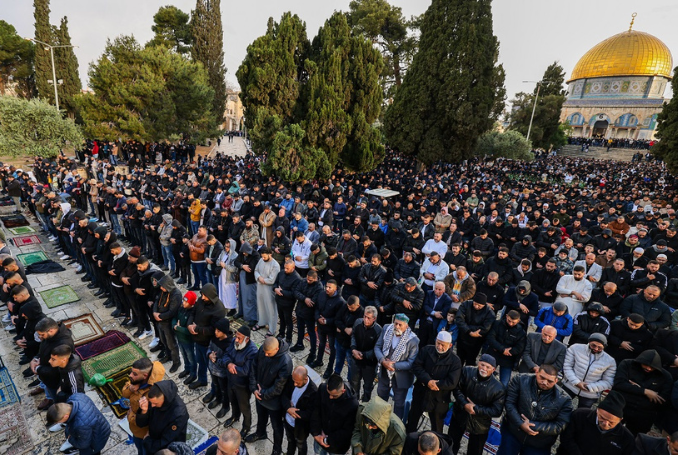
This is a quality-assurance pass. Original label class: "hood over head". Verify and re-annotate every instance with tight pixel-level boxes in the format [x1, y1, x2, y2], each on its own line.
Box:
[361, 396, 394, 434]
[153, 379, 179, 408]
[633, 349, 664, 370]
[162, 213, 173, 224]
[200, 283, 219, 303]
[240, 242, 253, 254]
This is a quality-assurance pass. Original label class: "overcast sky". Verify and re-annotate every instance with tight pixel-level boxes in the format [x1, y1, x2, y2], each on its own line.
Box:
[3, 0, 677, 104]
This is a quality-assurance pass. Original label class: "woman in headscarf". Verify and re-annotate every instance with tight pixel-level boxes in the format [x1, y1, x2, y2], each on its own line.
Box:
[218, 239, 239, 316]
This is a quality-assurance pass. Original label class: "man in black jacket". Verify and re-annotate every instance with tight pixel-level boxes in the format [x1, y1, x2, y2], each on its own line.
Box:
[556, 390, 634, 455]
[486, 310, 527, 386]
[48, 344, 84, 404]
[450, 354, 505, 455]
[497, 364, 573, 455]
[600, 258, 631, 296]
[310, 280, 345, 379]
[407, 331, 462, 433]
[30, 318, 74, 410]
[634, 432, 678, 455]
[386, 277, 425, 329]
[282, 366, 317, 455]
[590, 282, 624, 319]
[245, 337, 293, 455]
[358, 254, 386, 307]
[606, 313, 653, 363]
[456, 293, 495, 366]
[136, 380, 189, 454]
[349, 306, 382, 403]
[334, 296, 364, 377]
[153, 275, 181, 372]
[311, 374, 359, 455]
[274, 260, 302, 344]
[531, 259, 560, 305]
[188, 283, 225, 386]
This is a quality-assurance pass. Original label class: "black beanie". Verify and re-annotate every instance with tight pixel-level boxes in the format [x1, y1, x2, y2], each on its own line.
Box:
[597, 390, 626, 418]
[214, 318, 230, 335]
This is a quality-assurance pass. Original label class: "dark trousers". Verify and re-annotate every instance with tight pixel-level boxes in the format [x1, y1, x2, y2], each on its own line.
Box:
[209, 373, 229, 407]
[316, 327, 336, 367]
[228, 384, 252, 433]
[418, 319, 440, 348]
[564, 387, 598, 409]
[349, 359, 377, 402]
[449, 417, 489, 455]
[157, 322, 179, 366]
[111, 285, 128, 314]
[406, 387, 448, 433]
[283, 420, 309, 455]
[132, 296, 152, 331]
[255, 402, 284, 452]
[458, 338, 484, 366]
[496, 427, 548, 455]
[278, 304, 294, 342]
[295, 316, 316, 354]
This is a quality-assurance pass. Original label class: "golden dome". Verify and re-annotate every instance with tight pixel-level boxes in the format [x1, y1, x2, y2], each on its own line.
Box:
[568, 30, 673, 82]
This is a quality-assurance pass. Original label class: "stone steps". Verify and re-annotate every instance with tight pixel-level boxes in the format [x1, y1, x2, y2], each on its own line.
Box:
[557, 144, 638, 161]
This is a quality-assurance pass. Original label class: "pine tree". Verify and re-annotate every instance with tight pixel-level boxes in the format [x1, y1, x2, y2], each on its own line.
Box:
[52, 17, 81, 115]
[654, 67, 678, 173]
[33, 0, 53, 103]
[0, 20, 36, 98]
[147, 6, 192, 55]
[383, 0, 505, 165]
[191, 0, 227, 128]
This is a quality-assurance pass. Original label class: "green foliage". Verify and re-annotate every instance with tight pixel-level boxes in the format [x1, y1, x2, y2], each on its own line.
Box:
[509, 62, 566, 150]
[147, 6, 192, 55]
[51, 17, 81, 115]
[236, 12, 309, 136]
[33, 0, 52, 102]
[475, 130, 533, 161]
[191, 0, 227, 126]
[0, 95, 83, 157]
[383, 0, 506, 165]
[0, 20, 36, 98]
[654, 67, 678, 174]
[263, 123, 331, 181]
[75, 36, 215, 143]
[347, 0, 418, 98]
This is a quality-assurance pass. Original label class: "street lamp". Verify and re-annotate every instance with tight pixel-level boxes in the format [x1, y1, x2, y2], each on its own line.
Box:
[25, 37, 78, 112]
[523, 80, 543, 144]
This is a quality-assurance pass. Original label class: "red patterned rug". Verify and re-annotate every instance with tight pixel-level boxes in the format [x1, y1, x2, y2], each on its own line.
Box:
[12, 235, 41, 247]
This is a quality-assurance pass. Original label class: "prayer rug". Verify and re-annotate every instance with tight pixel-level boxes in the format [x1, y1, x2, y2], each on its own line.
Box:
[8, 226, 35, 235]
[0, 215, 29, 228]
[98, 367, 132, 418]
[25, 259, 66, 274]
[194, 436, 219, 455]
[76, 330, 131, 361]
[62, 313, 105, 346]
[0, 405, 33, 455]
[39, 285, 80, 309]
[81, 342, 147, 382]
[11, 235, 40, 247]
[0, 368, 19, 409]
[186, 419, 209, 449]
[16, 251, 47, 267]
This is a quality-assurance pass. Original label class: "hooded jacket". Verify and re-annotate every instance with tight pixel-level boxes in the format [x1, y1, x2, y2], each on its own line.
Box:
[136, 380, 189, 454]
[153, 275, 181, 323]
[453, 366, 506, 435]
[249, 339, 293, 410]
[482, 254, 514, 285]
[503, 282, 539, 325]
[188, 283, 226, 345]
[569, 310, 610, 345]
[235, 242, 260, 285]
[121, 361, 166, 438]
[351, 397, 406, 455]
[612, 349, 672, 414]
[556, 407, 634, 455]
[65, 393, 111, 455]
[535, 306, 574, 341]
[158, 213, 174, 246]
[311, 381, 359, 454]
[606, 318, 653, 362]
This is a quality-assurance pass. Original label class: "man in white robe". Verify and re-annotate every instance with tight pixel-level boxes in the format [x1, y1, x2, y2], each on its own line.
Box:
[555, 265, 592, 316]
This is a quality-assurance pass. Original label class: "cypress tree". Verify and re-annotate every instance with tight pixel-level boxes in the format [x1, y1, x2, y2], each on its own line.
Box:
[654, 67, 678, 174]
[52, 17, 81, 115]
[33, 0, 53, 103]
[191, 0, 227, 128]
[384, 0, 505, 164]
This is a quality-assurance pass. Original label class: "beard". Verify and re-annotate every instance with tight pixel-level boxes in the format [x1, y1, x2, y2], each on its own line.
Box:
[394, 328, 404, 337]
[478, 369, 492, 378]
[130, 377, 146, 385]
[436, 347, 448, 355]
[235, 340, 247, 351]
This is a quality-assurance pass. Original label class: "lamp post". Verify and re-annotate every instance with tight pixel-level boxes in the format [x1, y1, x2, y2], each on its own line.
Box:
[26, 38, 78, 112]
[523, 80, 543, 143]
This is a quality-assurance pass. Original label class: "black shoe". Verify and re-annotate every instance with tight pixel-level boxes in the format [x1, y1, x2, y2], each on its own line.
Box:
[322, 369, 332, 380]
[133, 328, 143, 337]
[188, 286, 200, 291]
[121, 317, 133, 326]
[224, 416, 238, 428]
[240, 428, 250, 439]
[19, 356, 30, 365]
[28, 378, 40, 387]
[290, 344, 304, 353]
[22, 368, 35, 378]
[93, 289, 105, 297]
[111, 309, 121, 318]
[150, 344, 164, 353]
[184, 375, 197, 385]
[227, 309, 237, 317]
[104, 301, 115, 308]
[87, 283, 97, 289]
[309, 360, 324, 369]
[76, 269, 86, 275]
[244, 433, 267, 444]
[189, 381, 207, 390]
[157, 351, 167, 360]
[169, 363, 180, 374]
[216, 406, 230, 419]
[81, 276, 91, 282]
[67, 260, 77, 265]
[208, 400, 220, 409]
[202, 393, 215, 403]
[176, 278, 186, 284]
[178, 370, 190, 379]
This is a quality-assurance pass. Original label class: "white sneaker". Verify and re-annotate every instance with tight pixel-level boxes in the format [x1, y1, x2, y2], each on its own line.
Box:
[59, 440, 73, 452]
[75, 266, 83, 272]
[138, 330, 154, 340]
[71, 263, 80, 268]
[2, 314, 10, 323]
[48, 236, 57, 241]
[49, 423, 66, 432]
[4, 324, 14, 331]
[59, 255, 69, 260]
[148, 337, 160, 348]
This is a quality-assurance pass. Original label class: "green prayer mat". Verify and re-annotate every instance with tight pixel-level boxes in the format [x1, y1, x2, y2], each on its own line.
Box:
[39, 285, 80, 308]
[8, 226, 35, 235]
[82, 342, 147, 382]
[16, 251, 47, 266]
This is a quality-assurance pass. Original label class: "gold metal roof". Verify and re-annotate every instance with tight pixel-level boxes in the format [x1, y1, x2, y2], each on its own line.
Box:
[568, 29, 673, 82]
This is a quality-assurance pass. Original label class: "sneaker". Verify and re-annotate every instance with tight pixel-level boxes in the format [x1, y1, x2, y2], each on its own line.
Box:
[2, 314, 11, 323]
[71, 263, 80, 269]
[49, 423, 66, 432]
[148, 336, 160, 347]
[59, 440, 73, 452]
[138, 330, 154, 340]
[48, 236, 57, 241]
[59, 255, 69, 260]
[4, 323, 15, 331]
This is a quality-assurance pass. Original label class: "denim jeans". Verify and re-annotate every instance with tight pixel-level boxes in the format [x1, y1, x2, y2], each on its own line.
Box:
[334, 340, 352, 377]
[497, 426, 550, 455]
[161, 245, 176, 271]
[132, 436, 147, 455]
[190, 221, 200, 236]
[110, 213, 122, 235]
[191, 262, 208, 289]
[194, 343, 209, 383]
[178, 340, 196, 376]
[498, 365, 513, 387]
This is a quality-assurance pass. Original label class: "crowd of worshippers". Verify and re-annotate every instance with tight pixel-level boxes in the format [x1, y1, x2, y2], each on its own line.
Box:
[3, 149, 678, 454]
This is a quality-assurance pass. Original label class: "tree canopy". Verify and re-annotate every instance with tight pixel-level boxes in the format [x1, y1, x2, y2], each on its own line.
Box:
[383, 0, 506, 165]
[475, 129, 533, 161]
[75, 36, 214, 143]
[0, 95, 83, 157]
[654, 66, 678, 173]
[147, 5, 192, 55]
[0, 20, 35, 98]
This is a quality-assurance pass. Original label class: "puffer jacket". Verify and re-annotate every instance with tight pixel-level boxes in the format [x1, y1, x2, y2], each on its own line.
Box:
[612, 349, 672, 414]
[393, 258, 420, 281]
[158, 213, 174, 246]
[482, 255, 514, 286]
[65, 393, 111, 455]
[274, 269, 302, 308]
[311, 381, 359, 454]
[562, 343, 616, 399]
[121, 361, 166, 438]
[453, 366, 506, 435]
[154, 275, 181, 323]
[249, 339, 293, 410]
[534, 306, 574, 341]
[136, 380, 189, 454]
[220, 339, 258, 388]
[188, 283, 225, 345]
[351, 397, 406, 455]
[503, 374, 573, 450]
